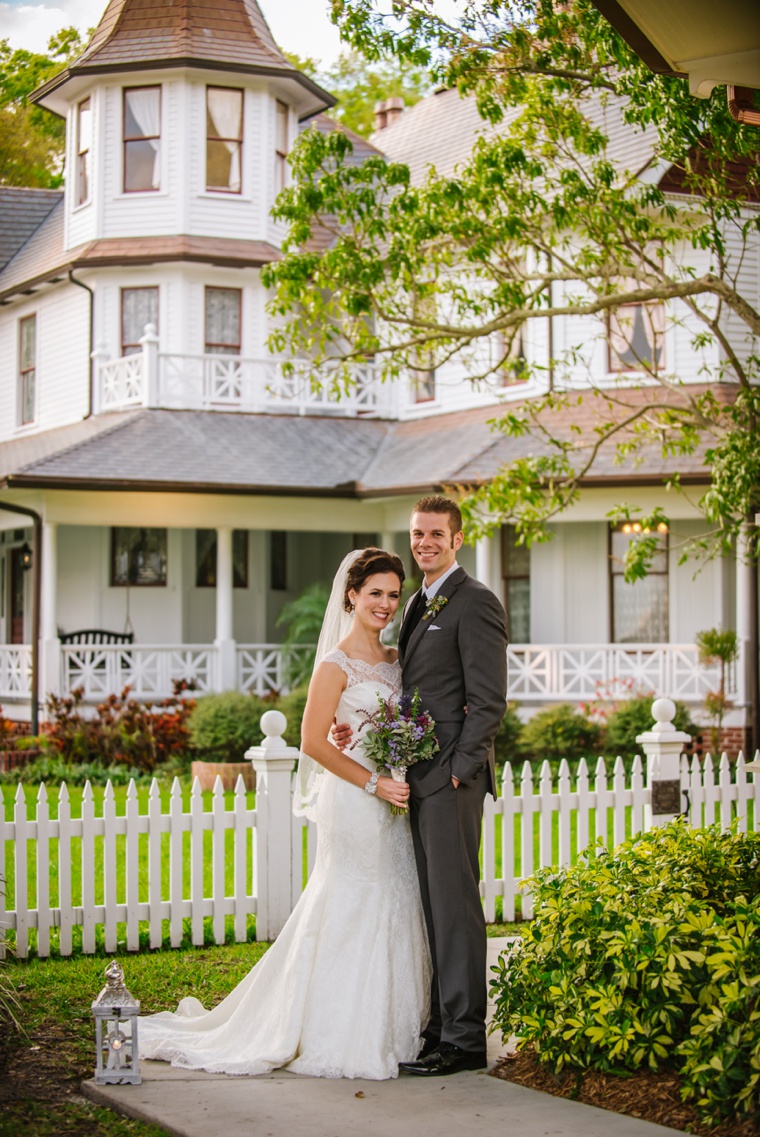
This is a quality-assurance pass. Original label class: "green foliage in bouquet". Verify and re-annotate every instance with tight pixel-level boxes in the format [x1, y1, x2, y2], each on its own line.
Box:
[518, 703, 601, 764]
[490, 821, 760, 1125]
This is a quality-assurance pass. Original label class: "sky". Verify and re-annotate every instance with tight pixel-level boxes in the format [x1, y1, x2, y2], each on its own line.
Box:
[0, 0, 345, 63]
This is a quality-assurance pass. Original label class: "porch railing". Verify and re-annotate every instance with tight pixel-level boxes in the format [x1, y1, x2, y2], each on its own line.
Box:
[0, 641, 737, 706]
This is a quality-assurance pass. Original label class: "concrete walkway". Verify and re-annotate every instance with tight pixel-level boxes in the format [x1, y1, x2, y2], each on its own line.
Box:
[82, 939, 685, 1137]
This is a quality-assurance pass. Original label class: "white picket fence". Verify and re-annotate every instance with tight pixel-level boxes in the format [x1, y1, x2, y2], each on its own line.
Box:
[2, 739, 758, 960]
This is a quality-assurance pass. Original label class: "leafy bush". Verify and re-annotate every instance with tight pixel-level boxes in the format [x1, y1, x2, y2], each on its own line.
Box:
[494, 701, 525, 766]
[0, 755, 150, 786]
[276, 581, 329, 686]
[188, 691, 271, 761]
[518, 703, 601, 764]
[276, 685, 309, 749]
[41, 683, 195, 773]
[603, 694, 695, 761]
[490, 821, 760, 1126]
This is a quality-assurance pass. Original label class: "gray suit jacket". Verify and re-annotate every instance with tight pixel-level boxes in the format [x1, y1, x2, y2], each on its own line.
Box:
[398, 567, 508, 799]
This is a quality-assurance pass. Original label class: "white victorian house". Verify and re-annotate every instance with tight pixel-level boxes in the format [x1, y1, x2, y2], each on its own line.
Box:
[0, 0, 756, 744]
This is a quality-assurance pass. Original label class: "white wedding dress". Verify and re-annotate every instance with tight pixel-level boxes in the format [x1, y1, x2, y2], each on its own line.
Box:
[139, 651, 431, 1079]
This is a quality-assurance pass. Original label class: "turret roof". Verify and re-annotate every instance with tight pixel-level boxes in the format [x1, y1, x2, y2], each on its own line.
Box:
[32, 0, 333, 119]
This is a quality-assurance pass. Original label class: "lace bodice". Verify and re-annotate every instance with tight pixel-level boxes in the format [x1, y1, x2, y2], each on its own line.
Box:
[322, 648, 401, 693]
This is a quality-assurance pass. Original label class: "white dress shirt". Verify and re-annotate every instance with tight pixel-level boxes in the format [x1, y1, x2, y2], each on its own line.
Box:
[422, 561, 460, 601]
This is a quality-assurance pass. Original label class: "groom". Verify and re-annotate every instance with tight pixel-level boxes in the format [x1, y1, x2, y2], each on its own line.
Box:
[396, 495, 508, 1076]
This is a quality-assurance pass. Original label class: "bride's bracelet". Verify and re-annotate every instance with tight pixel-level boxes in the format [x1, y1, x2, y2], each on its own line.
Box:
[364, 771, 380, 795]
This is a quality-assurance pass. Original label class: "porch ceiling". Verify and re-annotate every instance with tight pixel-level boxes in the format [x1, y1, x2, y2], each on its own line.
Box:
[0, 391, 715, 499]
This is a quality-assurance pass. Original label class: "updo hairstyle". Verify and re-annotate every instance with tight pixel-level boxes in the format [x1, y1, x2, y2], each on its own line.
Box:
[343, 548, 405, 613]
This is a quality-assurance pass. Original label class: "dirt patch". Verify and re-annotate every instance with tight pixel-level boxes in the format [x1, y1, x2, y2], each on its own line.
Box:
[491, 1049, 758, 1136]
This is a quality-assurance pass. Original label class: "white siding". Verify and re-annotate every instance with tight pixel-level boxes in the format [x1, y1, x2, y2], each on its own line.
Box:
[0, 285, 90, 441]
[669, 520, 734, 642]
[719, 213, 760, 377]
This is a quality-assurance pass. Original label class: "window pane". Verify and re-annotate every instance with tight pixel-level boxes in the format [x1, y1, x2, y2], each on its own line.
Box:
[612, 574, 668, 642]
[270, 531, 287, 590]
[206, 139, 242, 192]
[205, 288, 241, 354]
[611, 528, 667, 575]
[196, 529, 216, 587]
[506, 577, 530, 642]
[122, 288, 158, 355]
[20, 317, 35, 368]
[123, 87, 160, 192]
[77, 98, 91, 205]
[112, 528, 167, 586]
[276, 101, 288, 153]
[609, 303, 665, 372]
[196, 529, 248, 588]
[19, 316, 36, 425]
[502, 524, 530, 576]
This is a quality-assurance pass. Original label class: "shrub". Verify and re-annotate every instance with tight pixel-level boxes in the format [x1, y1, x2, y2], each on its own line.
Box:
[493, 702, 525, 766]
[489, 821, 760, 1126]
[518, 703, 601, 764]
[188, 690, 272, 761]
[603, 694, 695, 761]
[41, 683, 195, 773]
[276, 685, 309, 749]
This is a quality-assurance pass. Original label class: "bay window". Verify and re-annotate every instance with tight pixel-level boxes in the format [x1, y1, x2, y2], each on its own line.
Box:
[206, 87, 243, 193]
[205, 287, 241, 355]
[121, 287, 158, 356]
[123, 86, 161, 192]
[610, 523, 669, 642]
[76, 97, 92, 206]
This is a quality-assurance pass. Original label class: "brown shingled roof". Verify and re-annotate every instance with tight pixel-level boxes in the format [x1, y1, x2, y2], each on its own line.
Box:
[31, 0, 334, 119]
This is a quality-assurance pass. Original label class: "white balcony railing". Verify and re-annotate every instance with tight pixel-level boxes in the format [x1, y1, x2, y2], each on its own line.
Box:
[95, 338, 389, 418]
[0, 642, 737, 707]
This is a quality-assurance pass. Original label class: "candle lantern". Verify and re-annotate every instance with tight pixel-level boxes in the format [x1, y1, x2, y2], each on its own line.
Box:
[92, 961, 142, 1085]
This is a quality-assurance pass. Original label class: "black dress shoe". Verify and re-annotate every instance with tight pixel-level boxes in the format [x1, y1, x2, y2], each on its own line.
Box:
[417, 1035, 441, 1060]
[399, 1041, 488, 1076]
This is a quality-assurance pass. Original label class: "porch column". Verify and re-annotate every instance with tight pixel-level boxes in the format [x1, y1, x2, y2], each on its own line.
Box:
[41, 521, 61, 702]
[475, 532, 500, 594]
[735, 523, 752, 723]
[215, 525, 236, 691]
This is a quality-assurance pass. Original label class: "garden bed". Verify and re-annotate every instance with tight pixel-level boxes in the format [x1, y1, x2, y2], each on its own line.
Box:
[492, 1049, 758, 1137]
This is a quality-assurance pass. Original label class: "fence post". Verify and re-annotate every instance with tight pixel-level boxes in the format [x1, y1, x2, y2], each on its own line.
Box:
[246, 710, 299, 942]
[637, 697, 691, 828]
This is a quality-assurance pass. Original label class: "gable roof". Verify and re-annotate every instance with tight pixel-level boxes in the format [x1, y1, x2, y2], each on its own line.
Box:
[0, 188, 62, 273]
[32, 0, 334, 120]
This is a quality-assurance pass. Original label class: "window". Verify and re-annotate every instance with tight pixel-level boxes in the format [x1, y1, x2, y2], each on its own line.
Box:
[206, 87, 243, 193]
[18, 315, 36, 425]
[76, 97, 92, 205]
[123, 86, 161, 192]
[196, 530, 249, 588]
[608, 301, 665, 373]
[275, 100, 288, 194]
[205, 287, 241, 355]
[411, 290, 437, 403]
[270, 531, 287, 590]
[610, 523, 669, 643]
[495, 327, 529, 385]
[502, 525, 530, 642]
[111, 528, 167, 586]
[121, 287, 158, 356]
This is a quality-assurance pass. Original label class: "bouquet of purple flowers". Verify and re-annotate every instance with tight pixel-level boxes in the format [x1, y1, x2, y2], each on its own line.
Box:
[356, 689, 439, 814]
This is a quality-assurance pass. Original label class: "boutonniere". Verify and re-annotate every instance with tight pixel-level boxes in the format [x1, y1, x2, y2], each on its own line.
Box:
[423, 595, 449, 621]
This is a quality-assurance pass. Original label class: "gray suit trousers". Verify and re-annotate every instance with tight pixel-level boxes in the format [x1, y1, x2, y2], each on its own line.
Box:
[410, 770, 489, 1052]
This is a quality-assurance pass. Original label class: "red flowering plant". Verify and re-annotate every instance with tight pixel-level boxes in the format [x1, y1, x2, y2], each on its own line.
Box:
[354, 689, 438, 814]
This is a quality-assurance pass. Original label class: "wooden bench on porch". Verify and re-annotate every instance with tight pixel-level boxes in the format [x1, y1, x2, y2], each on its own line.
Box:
[59, 629, 135, 646]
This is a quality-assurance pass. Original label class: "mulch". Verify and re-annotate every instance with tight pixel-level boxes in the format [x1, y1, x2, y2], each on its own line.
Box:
[491, 1049, 758, 1136]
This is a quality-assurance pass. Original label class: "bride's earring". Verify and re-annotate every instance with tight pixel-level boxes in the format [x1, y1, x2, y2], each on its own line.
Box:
[350, 604, 355, 616]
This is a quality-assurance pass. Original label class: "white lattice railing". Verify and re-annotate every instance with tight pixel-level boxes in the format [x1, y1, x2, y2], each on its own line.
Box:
[507, 643, 733, 703]
[96, 348, 387, 416]
[98, 354, 144, 411]
[0, 642, 736, 705]
[0, 646, 32, 700]
[236, 644, 312, 697]
[61, 645, 217, 701]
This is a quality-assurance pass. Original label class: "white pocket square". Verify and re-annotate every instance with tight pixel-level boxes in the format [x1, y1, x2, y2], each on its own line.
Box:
[428, 624, 442, 630]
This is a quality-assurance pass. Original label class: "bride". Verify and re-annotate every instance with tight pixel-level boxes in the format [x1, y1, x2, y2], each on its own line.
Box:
[139, 548, 431, 1079]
